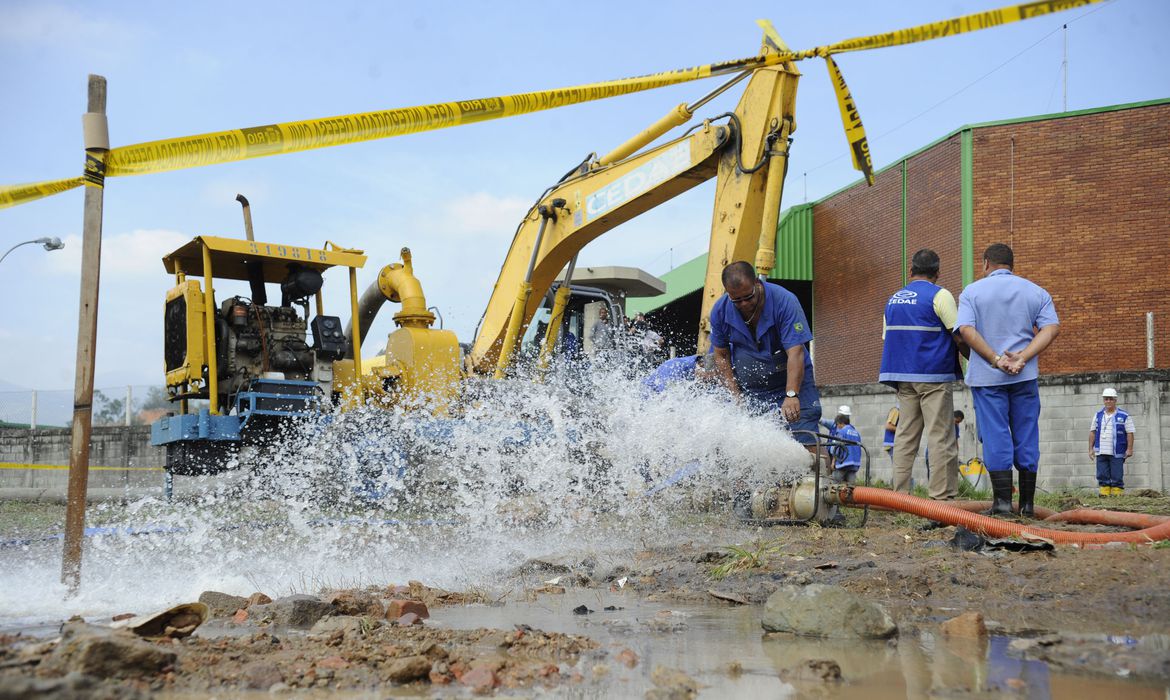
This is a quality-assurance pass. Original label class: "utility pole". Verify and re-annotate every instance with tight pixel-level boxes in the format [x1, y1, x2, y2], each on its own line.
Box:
[62, 74, 108, 593]
[1062, 24, 1068, 112]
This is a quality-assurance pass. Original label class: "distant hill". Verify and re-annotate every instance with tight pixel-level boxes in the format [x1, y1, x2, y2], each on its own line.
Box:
[0, 379, 29, 392]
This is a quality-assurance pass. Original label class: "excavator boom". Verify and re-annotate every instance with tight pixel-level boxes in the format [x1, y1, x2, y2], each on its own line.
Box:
[470, 53, 799, 373]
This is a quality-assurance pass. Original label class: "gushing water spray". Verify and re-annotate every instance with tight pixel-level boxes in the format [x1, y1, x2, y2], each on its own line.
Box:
[0, 361, 811, 625]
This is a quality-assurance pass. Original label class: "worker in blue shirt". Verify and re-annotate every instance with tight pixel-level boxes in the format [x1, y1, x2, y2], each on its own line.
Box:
[956, 243, 1060, 517]
[709, 261, 821, 446]
[820, 405, 862, 483]
[642, 353, 703, 393]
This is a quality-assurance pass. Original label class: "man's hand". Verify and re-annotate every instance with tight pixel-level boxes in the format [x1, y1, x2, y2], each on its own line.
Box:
[1000, 350, 1025, 375]
[1089, 449, 1096, 460]
[782, 396, 800, 423]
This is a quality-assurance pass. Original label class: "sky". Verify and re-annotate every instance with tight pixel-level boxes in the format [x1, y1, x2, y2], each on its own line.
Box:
[0, 0, 1167, 392]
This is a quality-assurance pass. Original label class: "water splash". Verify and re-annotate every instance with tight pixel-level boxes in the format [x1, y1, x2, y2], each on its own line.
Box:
[0, 363, 811, 625]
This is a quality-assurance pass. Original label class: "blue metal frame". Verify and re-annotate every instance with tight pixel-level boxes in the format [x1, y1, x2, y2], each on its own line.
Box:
[152, 379, 323, 446]
[233, 379, 322, 431]
[151, 408, 242, 446]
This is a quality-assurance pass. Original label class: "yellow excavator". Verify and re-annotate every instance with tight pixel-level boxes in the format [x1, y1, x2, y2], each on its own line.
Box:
[152, 28, 803, 477]
[340, 27, 801, 397]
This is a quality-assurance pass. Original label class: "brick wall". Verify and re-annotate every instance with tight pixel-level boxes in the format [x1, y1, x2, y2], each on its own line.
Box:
[811, 159, 904, 385]
[813, 102, 1170, 386]
[905, 137, 962, 295]
[971, 103, 1170, 376]
[812, 134, 964, 385]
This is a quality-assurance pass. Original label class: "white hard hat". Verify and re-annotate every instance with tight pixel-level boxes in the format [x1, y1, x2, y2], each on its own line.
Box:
[1102, 387, 1118, 398]
[837, 405, 851, 416]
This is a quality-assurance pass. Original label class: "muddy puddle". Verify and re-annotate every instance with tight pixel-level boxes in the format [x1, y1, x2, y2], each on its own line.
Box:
[6, 590, 1167, 698]
[401, 594, 1170, 698]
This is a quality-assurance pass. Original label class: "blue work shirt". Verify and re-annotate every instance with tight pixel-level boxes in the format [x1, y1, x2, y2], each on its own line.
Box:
[820, 419, 862, 468]
[709, 280, 818, 409]
[642, 355, 698, 393]
[955, 269, 1059, 387]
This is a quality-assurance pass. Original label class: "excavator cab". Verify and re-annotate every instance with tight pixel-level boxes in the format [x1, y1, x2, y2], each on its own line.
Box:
[520, 283, 624, 365]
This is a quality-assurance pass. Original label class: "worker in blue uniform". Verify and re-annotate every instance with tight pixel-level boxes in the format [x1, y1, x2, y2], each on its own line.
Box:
[709, 261, 821, 446]
[956, 243, 1060, 517]
[642, 353, 702, 393]
[820, 405, 862, 483]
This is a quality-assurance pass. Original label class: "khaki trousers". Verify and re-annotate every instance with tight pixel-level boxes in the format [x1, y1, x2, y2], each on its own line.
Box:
[892, 381, 959, 499]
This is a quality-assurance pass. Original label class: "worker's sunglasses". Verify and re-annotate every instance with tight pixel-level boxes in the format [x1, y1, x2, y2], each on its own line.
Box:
[729, 283, 759, 306]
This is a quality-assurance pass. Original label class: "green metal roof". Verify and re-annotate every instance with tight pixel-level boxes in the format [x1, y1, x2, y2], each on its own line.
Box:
[628, 203, 814, 315]
[776, 203, 813, 281]
[626, 252, 708, 316]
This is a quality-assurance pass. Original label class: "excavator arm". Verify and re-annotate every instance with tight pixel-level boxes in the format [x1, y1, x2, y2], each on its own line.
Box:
[469, 47, 800, 374]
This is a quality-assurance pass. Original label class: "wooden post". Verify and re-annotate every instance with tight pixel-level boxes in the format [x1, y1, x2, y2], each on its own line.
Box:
[62, 74, 108, 593]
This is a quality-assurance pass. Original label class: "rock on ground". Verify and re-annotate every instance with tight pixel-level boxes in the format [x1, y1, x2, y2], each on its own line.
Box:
[941, 611, 987, 638]
[249, 595, 333, 629]
[384, 655, 432, 683]
[198, 591, 249, 618]
[0, 671, 149, 700]
[40, 622, 176, 679]
[762, 584, 897, 639]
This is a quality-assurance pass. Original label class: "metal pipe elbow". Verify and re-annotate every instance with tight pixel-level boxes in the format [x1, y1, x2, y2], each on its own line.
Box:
[378, 248, 435, 328]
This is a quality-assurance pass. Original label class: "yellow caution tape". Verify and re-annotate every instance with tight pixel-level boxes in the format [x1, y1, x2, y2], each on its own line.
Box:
[0, 176, 86, 208]
[817, 0, 1100, 56]
[0, 462, 163, 471]
[0, 0, 1100, 210]
[756, 19, 792, 53]
[825, 56, 874, 186]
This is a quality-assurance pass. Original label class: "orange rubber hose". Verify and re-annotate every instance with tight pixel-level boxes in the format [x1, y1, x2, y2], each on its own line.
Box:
[1043, 509, 1170, 529]
[856, 500, 1056, 519]
[949, 500, 1057, 520]
[840, 486, 1170, 545]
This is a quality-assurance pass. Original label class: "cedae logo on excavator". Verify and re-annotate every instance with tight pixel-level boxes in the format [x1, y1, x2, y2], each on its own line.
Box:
[585, 142, 691, 221]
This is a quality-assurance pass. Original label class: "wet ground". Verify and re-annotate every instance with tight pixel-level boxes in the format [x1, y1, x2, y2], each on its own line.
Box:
[1, 492, 1169, 697]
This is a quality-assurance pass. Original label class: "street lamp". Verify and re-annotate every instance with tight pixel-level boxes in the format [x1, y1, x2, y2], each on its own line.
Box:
[0, 237, 65, 265]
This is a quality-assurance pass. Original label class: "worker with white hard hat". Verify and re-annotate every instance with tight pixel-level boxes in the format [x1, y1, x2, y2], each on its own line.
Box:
[1089, 387, 1135, 497]
[819, 404, 862, 484]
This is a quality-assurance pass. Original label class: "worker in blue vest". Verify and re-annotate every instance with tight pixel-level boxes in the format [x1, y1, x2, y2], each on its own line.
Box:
[880, 249, 966, 501]
[709, 261, 821, 447]
[820, 405, 862, 483]
[1089, 387, 1135, 497]
[956, 243, 1060, 517]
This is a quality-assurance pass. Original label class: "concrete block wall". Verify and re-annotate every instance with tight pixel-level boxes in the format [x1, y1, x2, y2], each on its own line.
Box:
[3, 372, 1166, 497]
[0, 426, 165, 491]
[822, 370, 1169, 493]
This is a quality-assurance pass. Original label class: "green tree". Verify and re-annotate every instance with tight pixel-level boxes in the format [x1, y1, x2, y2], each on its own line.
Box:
[92, 391, 127, 426]
[140, 386, 171, 411]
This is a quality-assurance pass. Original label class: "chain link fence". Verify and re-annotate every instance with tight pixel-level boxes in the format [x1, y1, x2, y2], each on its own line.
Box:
[0, 385, 166, 429]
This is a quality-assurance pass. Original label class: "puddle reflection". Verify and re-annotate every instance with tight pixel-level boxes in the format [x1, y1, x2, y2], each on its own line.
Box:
[434, 595, 1170, 699]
